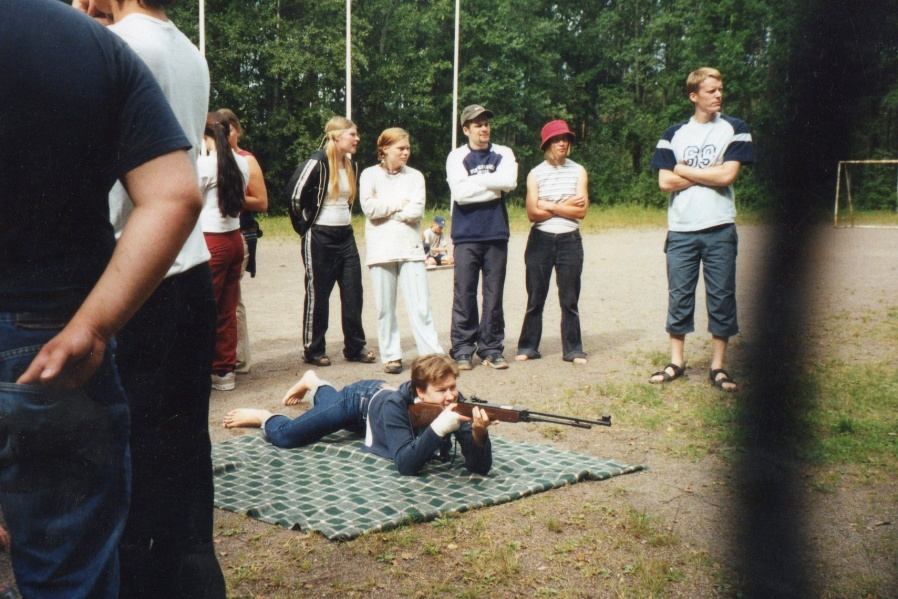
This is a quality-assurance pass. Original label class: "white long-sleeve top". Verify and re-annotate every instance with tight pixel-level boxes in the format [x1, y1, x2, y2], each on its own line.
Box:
[445, 142, 518, 205]
[359, 164, 427, 266]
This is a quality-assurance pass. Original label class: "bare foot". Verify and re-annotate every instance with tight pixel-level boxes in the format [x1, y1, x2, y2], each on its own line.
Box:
[281, 370, 321, 406]
[572, 357, 588, 365]
[515, 354, 530, 362]
[223, 408, 272, 428]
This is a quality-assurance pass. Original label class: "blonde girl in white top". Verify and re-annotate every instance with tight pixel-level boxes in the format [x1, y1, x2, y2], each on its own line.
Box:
[360, 128, 444, 374]
[287, 116, 375, 366]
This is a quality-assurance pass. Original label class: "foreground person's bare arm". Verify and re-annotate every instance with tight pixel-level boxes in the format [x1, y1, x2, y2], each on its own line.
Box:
[17, 150, 201, 388]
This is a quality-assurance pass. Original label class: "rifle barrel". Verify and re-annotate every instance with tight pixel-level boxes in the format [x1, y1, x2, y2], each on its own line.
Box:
[464, 396, 611, 428]
[524, 410, 612, 427]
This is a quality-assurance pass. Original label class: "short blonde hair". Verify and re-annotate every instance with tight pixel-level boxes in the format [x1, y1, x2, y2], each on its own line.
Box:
[410, 355, 459, 394]
[376, 127, 410, 161]
[686, 67, 722, 96]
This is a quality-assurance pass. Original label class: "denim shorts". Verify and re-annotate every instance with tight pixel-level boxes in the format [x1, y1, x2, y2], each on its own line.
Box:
[0, 312, 130, 598]
[664, 224, 739, 337]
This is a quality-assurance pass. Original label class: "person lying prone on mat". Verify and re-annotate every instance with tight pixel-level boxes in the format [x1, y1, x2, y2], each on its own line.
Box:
[223, 354, 493, 475]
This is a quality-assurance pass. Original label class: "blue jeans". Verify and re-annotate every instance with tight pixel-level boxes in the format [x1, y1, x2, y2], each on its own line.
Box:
[0, 312, 130, 598]
[665, 224, 739, 337]
[517, 228, 585, 361]
[263, 379, 384, 448]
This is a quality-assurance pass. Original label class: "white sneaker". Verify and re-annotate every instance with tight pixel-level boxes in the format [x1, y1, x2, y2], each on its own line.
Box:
[211, 371, 236, 391]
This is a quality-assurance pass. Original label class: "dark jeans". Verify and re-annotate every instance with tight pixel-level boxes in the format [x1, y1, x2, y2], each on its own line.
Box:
[114, 264, 226, 599]
[516, 228, 585, 360]
[263, 379, 385, 448]
[665, 224, 739, 337]
[0, 312, 130, 599]
[450, 241, 508, 359]
[301, 225, 367, 361]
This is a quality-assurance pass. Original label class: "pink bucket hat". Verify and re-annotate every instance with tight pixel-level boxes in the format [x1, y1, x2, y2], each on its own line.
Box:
[540, 119, 575, 150]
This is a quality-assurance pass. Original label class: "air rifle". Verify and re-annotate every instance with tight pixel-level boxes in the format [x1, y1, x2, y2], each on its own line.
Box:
[408, 395, 611, 430]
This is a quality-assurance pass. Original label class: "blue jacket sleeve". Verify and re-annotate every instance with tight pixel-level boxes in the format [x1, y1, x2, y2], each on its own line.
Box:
[379, 398, 445, 476]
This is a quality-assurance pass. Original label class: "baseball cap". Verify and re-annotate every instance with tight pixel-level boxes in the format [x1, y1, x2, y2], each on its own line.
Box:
[540, 119, 575, 150]
[460, 104, 494, 127]
[433, 215, 446, 226]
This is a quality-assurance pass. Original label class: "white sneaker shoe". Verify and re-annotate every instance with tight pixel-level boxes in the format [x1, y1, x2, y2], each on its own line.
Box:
[211, 371, 236, 391]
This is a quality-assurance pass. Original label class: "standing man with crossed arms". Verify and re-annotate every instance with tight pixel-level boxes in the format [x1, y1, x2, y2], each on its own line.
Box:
[649, 67, 754, 392]
[445, 105, 518, 371]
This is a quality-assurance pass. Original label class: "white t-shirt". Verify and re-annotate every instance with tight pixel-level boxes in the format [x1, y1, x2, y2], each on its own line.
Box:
[530, 158, 583, 234]
[651, 113, 753, 232]
[107, 14, 211, 275]
[315, 169, 353, 226]
[198, 150, 250, 233]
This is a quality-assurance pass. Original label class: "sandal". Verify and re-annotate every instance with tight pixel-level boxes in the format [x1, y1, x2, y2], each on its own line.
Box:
[346, 349, 377, 364]
[709, 368, 738, 392]
[303, 355, 331, 367]
[384, 360, 402, 374]
[649, 362, 685, 384]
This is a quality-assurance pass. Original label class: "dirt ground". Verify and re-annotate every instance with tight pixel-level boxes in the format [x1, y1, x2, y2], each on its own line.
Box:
[209, 224, 895, 596]
[2, 225, 896, 596]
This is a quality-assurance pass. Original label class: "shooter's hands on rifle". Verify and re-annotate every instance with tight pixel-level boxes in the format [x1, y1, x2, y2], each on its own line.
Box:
[470, 405, 493, 447]
[430, 406, 465, 437]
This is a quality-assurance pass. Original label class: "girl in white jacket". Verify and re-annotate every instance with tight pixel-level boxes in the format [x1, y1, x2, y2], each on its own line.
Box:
[359, 128, 444, 374]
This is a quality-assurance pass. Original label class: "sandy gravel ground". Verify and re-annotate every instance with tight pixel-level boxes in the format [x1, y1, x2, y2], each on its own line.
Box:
[209, 224, 897, 592]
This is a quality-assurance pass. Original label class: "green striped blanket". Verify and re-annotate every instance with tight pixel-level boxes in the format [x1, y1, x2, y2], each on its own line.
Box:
[213, 432, 643, 541]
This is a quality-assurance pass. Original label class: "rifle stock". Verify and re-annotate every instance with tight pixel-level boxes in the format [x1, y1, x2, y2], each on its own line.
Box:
[408, 396, 611, 430]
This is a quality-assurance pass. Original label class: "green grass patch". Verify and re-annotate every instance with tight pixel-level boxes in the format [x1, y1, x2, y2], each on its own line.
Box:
[256, 204, 769, 239]
[800, 361, 898, 467]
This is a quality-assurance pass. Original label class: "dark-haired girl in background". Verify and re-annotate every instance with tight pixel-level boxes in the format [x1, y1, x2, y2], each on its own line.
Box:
[200, 112, 249, 391]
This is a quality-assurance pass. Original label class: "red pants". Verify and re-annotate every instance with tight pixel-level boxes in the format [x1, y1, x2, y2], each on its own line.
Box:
[204, 230, 244, 374]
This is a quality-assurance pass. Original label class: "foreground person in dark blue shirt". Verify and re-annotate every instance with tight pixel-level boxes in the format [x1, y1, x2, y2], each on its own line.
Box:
[1, 1, 201, 596]
[223, 355, 493, 475]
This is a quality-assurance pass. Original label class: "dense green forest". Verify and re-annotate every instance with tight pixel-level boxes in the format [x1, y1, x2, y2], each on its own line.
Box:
[167, 1, 898, 213]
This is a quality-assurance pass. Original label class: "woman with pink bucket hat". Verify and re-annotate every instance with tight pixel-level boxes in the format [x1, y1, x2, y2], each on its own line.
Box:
[515, 119, 589, 365]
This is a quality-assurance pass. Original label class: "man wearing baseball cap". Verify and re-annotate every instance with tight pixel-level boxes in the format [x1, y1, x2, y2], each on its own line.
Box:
[445, 104, 518, 370]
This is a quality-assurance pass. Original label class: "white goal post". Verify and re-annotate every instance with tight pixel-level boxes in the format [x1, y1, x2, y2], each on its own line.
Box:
[833, 159, 898, 228]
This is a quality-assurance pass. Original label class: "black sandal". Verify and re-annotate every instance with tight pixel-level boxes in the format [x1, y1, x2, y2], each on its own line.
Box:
[649, 362, 685, 384]
[346, 349, 377, 364]
[709, 368, 738, 392]
[303, 355, 331, 367]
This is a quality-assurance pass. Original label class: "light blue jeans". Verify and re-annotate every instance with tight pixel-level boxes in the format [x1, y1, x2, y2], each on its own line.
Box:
[0, 312, 130, 598]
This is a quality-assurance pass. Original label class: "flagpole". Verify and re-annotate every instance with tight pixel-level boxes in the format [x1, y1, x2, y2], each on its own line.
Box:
[345, 0, 352, 120]
[451, 0, 460, 151]
[198, 0, 205, 57]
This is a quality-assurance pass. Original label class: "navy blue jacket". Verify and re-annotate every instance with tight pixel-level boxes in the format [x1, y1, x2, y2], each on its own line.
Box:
[365, 381, 492, 476]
